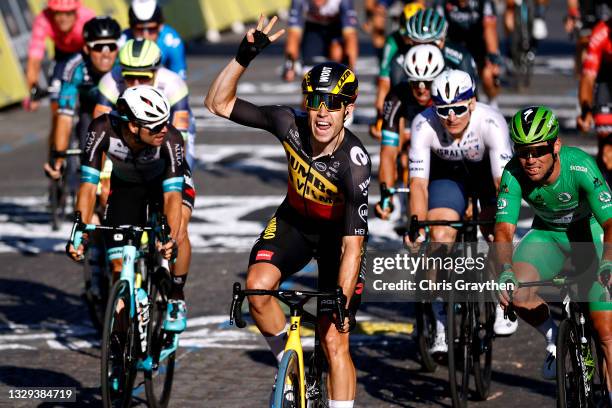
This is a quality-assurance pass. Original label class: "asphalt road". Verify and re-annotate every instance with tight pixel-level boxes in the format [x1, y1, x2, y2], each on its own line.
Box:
[0, 1, 598, 407]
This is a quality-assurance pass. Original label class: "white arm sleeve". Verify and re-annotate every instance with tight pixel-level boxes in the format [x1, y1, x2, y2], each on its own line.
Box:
[484, 110, 513, 179]
[409, 113, 432, 180]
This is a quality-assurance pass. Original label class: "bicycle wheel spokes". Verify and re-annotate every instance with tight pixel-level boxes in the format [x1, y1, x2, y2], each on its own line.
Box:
[274, 350, 302, 408]
[557, 320, 588, 408]
[472, 301, 494, 400]
[416, 302, 439, 373]
[101, 280, 136, 408]
[448, 301, 470, 408]
[145, 285, 175, 408]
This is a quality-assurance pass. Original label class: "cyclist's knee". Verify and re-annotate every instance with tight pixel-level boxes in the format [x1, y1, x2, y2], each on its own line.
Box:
[321, 329, 350, 359]
[591, 311, 612, 342]
[430, 226, 456, 243]
[246, 264, 281, 309]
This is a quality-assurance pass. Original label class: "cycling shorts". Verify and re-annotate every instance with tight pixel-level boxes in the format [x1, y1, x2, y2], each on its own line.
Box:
[248, 201, 366, 312]
[512, 217, 612, 312]
[302, 22, 343, 65]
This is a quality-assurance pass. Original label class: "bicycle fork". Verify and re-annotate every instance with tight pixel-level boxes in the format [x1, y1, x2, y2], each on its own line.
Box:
[285, 314, 306, 407]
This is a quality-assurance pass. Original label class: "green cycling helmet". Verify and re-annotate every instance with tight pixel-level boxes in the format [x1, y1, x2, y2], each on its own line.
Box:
[510, 106, 559, 145]
[119, 38, 161, 76]
[403, 9, 448, 43]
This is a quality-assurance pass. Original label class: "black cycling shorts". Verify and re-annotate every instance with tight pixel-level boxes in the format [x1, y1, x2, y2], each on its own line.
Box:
[248, 202, 366, 312]
[301, 22, 343, 65]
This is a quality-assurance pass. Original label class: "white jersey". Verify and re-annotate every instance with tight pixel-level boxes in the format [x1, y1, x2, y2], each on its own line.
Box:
[409, 102, 512, 180]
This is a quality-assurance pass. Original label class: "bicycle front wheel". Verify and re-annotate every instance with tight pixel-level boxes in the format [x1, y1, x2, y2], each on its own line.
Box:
[472, 301, 494, 400]
[101, 280, 137, 408]
[144, 284, 175, 408]
[274, 349, 303, 408]
[416, 302, 439, 373]
[557, 319, 589, 408]
[448, 300, 470, 408]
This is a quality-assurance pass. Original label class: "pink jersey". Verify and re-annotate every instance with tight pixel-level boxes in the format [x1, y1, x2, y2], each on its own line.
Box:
[28, 5, 96, 60]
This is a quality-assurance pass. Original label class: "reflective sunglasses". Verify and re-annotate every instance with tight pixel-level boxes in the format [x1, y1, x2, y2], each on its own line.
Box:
[122, 73, 155, 82]
[143, 121, 168, 135]
[304, 93, 348, 112]
[409, 80, 432, 90]
[514, 144, 554, 159]
[133, 24, 160, 34]
[88, 41, 118, 52]
[435, 103, 470, 119]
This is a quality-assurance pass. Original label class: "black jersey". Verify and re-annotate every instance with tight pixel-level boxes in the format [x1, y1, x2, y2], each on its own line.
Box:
[381, 82, 431, 145]
[229, 99, 371, 236]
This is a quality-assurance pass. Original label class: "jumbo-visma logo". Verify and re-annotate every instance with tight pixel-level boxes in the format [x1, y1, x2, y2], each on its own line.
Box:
[284, 142, 341, 205]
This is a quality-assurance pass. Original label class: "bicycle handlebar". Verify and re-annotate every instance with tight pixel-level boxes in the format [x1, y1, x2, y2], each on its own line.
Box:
[407, 215, 494, 242]
[229, 282, 347, 331]
[379, 183, 410, 211]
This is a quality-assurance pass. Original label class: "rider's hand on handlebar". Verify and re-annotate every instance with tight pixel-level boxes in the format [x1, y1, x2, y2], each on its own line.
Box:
[374, 200, 393, 220]
[576, 112, 593, 132]
[157, 238, 177, 261]
[67, 232, 88, 262]
[497, 268, 518, 307]
[43, 161, 63, 180]
[403, 229, 426, 253]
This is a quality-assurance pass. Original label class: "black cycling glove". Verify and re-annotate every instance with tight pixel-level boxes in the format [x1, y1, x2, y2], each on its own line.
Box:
[235, 30, 271, 68]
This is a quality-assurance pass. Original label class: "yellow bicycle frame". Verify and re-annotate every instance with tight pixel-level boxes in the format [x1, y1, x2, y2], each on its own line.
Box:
[283, 315, 306, 407]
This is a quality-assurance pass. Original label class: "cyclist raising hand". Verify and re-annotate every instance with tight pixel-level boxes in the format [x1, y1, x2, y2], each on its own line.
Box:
[206, 16, 370, 408]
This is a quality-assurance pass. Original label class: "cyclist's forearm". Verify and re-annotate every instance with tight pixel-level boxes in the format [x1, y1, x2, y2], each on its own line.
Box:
[204, 59, 246, 118]
[375, 78, 390, 113]
[409, 178, 428, 222]
[25, 58, 42, 89]
[578, 74, 596, 107]
[379, 146, 398, 191]
[343, 29, 359, 69]
[338, 235, 365, 299]
[51, 114, 73, 153]
[284, 28, 302, 61]
[602, 219, 612, 261]
[493, 222, 515, 268]
[164, 191, 182, 242]
[483, 20, 499, 54]
[75, 183, 98, 224]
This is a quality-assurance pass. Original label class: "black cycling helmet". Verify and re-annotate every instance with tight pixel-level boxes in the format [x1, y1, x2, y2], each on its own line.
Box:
[301, 62, 358, 103]
[129, 0, 163, 26]
[83, 16, 121, 42]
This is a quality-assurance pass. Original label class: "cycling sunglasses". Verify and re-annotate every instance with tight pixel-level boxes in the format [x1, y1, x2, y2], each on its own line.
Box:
[409, 80, 432, 90]
[143, 121, 168, 135]
[122, 73, 155, 82]
[304, 93, 348, 112]
[514, 144, 554, 159]
[87, 41, 118, 52]
[435, 103, 470, 119]
[133, 24, 160, 34]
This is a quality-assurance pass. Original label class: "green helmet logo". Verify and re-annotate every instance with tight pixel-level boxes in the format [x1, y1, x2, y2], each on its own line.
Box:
[510, 106, 559, 145]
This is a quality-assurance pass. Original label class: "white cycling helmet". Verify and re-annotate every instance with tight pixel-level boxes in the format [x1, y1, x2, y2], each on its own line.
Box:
[117, 85, 170, 128]
[403, 44, 445, 82]
[431, 69, 475, 105]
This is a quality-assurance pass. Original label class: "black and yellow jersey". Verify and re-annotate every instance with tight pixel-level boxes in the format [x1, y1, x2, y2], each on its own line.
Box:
[228, 98, 371, 236]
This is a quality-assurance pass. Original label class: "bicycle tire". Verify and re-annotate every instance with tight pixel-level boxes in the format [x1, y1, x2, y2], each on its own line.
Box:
[557, 319, 592, 408]
[448, 299, 470, 408]
[49, 178, 61, 231]
[83, 249, 110, 335]
[274, 349, 302, 408]
[472, 301, 494, 400]
[305, 346, 328, 408]
[416, 302, 438, 373]
[144, 283, 175, 408]
[101, 280, 137, 408]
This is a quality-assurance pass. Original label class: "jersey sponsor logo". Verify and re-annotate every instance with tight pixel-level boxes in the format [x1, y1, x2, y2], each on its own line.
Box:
[355, 282, 364, 295]
[109, 137, 130, 160]
[599, 191, 611, 203]
[358, 203, 368, 223]
[263, 217, 277, 240]
[284, 142, 342, 206]
[500, 183, 509, 193]
[534, 193, 545, 205]
[314, 161, 327, 172]
[350, 146, 369, 166]
[500, 153, 512, 161]
[570, 165, 588, 172]
[255, 250, 274, 261]
[359, 177, 370, 193]
[354, 228, 366, 235]
[594, 177, 604, 188]
[319, 66, 332, 84]
[558, 192, 572, 203]
[497, 198, 507, 210]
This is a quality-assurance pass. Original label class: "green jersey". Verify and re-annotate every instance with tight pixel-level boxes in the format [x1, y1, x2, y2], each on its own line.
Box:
[496, 146, 612, 231]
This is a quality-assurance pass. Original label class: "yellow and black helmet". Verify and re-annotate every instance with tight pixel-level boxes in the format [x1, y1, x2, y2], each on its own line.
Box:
[301, 62, 358, 103]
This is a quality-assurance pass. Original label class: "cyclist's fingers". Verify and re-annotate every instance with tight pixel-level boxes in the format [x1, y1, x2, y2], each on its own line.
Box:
[268, 29, 286, 43]
[245, 28, 255, 43]
[262, 15, 277, 34]
[256, 14, 265, 31]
